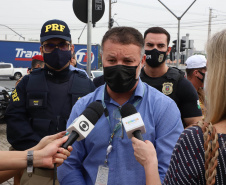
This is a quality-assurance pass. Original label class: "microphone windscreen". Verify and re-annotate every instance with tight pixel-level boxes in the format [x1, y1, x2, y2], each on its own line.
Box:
[121, 103, 137, 118]
[82, 101, 104, 124]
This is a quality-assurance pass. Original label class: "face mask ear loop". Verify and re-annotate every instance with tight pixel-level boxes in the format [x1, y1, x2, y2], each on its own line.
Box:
[197, 71, 205, 83]
[136, 61, 142, 80]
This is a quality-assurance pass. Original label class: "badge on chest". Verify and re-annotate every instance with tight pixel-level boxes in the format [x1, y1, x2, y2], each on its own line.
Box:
[162, 82, 173, 95]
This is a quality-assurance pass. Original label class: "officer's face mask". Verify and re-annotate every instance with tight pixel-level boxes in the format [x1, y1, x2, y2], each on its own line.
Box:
[43, 48, 71, 71]
[197, 70, 205, 83]
[104, 63, 141, 93]
[145, 48, 167, 68]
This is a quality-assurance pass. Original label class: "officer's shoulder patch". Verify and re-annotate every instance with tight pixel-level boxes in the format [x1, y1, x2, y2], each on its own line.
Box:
[162, 82, 173, 95]
[12, 89, 20, 102]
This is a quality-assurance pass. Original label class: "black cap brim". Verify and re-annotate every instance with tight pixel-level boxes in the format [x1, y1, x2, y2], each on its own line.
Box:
[40, 35, 71, 42]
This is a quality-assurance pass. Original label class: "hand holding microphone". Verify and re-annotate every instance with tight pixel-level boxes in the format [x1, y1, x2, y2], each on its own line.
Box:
[121, 103, 146, 141]
[54, 102, 104, 185]
[62, 101, 104, 149]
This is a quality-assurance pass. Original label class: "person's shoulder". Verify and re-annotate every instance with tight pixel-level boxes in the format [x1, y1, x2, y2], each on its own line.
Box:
[168, 67, 185, 75]
[72, 69, 89, 79]
[93, 75, 105, 87]
[30, 68, 44, 74]
[178, 77, 197, 93]
[166, 67, 185, 80]
[17, 74, 29, 86]
[93, 75, 104, 81]
[73, 86, 103, 109]
[180, 125, 204, 141]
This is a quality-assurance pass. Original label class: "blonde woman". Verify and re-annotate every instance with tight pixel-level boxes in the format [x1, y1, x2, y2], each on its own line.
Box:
[132, 29, 226, 185]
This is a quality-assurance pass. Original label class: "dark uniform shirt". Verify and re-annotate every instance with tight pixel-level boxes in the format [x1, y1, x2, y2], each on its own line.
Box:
[140, 67, 202, 123]
[93, 75, 105, 88]
[6, 67, 96, 150]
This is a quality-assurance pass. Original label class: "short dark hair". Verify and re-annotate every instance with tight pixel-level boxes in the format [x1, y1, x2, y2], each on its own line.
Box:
[31, 59, 44, 69]
[186, 67, 206, 78]
[144, 27, 170, 46]
[101, 27, 144, 52]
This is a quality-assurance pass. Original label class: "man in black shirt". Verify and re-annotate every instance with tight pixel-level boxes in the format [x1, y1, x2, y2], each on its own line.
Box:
[140, 27, 202, 127]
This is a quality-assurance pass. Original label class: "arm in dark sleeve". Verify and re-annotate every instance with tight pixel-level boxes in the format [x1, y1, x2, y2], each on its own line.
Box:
[93, 75, 105, 88]
[176, 78, 202, 119]
[5, 76, 42, 150]
[89, 79, 96, 92]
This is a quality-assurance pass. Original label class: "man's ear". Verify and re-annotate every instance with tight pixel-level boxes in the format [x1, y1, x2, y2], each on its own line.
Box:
[167, 47, 171, 55]
[40, 46, 43, 55]
[71, 44, 74, 52]
[141, 54, 146, 68]
[193, 70, 199, 77]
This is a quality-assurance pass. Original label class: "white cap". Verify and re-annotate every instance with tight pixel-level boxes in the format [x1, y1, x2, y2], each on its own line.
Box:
[185, 55, 207, 69]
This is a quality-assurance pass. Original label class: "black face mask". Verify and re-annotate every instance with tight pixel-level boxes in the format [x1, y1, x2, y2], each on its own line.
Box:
[197, 71, 205, 83]
[43, 48, 71, 71]
[145, 48, 167, 68]
[104, 64, 140, 93]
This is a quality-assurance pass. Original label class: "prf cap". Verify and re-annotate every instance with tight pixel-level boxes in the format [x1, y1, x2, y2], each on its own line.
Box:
[40, 19, 71, 42]
[185, 55, 207, 69]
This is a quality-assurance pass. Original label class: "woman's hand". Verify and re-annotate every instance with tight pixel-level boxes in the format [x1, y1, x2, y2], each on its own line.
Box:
[34, 135, 73, 168]
[131, 137, 161, 185]
[131, 137, 158, 168]
[32, 131, 67, 151]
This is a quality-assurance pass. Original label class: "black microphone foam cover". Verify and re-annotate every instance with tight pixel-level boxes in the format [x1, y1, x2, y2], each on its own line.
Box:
[82, 101, 104, 124]
[121, 103, 137, 118]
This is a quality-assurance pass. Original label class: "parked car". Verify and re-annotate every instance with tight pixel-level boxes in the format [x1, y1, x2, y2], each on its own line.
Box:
[0, 86, 11, 123]
[0, 62, 28, 80]
[90, 70, 103, 80]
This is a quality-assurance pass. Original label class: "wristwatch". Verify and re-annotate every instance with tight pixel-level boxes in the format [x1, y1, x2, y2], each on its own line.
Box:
[27, 150, 34, 175]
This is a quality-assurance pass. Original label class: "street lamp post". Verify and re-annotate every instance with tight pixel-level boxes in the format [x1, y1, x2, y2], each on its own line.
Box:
[158, 0, 196, 68]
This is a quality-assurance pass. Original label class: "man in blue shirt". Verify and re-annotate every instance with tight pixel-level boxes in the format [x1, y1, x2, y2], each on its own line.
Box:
[69, 50, 89, 77]
[58, 27, 184, 185]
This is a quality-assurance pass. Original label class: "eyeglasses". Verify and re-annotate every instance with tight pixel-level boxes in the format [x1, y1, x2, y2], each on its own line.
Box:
[42, 42, 70, 53]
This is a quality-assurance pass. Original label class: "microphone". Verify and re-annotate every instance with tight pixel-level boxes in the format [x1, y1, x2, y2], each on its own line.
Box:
[121, 103, 146, 141]
[62, 101, 104, 149]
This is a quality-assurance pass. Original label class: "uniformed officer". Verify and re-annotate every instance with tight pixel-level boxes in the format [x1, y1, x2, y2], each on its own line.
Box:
[69, 50, 89, 77]
[185, 55, 207, 118]
[140, 27, 202, 127]
[5, 19, 96, 185]
[15, 55, 44, 87]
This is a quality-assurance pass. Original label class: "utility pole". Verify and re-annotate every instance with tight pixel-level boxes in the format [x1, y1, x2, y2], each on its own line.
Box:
[207, 8, 217, 40]
[158, 0, 196, 68]
[108, 0, 117, 30]
[108, 0, 111, 30]
[208, 8, 212, 40]
[87, 0, 92, 77]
